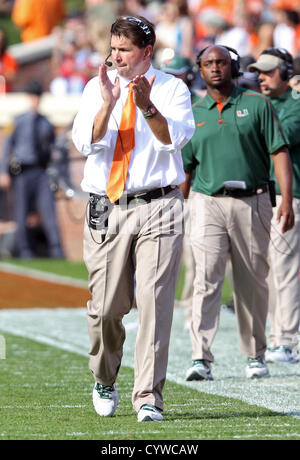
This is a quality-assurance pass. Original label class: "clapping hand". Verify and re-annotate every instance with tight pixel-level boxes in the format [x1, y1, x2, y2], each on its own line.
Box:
[99, 64, 120, 107]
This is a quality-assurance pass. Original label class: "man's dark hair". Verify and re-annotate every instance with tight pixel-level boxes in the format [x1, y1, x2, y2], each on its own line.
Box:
[110, 16, 156, 48]
[284, 9, 299, 26]
[24, 80, 43, 96]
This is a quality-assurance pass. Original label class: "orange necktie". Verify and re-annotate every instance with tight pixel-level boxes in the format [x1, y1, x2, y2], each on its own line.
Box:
[106, 82, 136, 203]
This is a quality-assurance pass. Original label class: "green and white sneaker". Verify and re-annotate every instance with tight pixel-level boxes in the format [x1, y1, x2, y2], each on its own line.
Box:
[92, 382, 119, 417]
[265, 346, 299, 364]
[137, 404, 164, 422]
[245, 356, 270, 379]
[186, 360, 213, 381]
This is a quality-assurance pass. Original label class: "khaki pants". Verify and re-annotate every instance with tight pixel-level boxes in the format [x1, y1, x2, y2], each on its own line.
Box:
[268, 195, 300, 349]
[83, 187, 184, 412]
[189, 192, 272, 361]
[178, 191, 196, 324]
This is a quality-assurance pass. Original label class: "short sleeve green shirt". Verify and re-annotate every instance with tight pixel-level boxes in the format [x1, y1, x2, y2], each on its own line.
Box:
[182, 85, 286, 195]
[269, 87, 300, 198]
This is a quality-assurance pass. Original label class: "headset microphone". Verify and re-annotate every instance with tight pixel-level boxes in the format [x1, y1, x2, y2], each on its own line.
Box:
[105, 52, 112, 67]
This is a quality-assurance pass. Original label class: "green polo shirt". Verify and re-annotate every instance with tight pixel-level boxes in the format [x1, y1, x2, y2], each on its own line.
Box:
[269, 87, 300, 198]
[182, 85, 286, 195]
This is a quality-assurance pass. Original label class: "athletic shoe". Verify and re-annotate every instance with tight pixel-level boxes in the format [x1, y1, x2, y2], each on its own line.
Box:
[265, 346, 299, 364]
[245, 356, 270, 379]
[92, 382, 119, 417]
[186, 359, 213, 381]
[137, 404, 164, 422]
[221, 297, 235, 314]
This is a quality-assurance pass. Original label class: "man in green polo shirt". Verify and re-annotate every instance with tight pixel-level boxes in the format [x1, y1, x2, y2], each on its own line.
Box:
[248, 48, 300, 365]
[180, 45, 294, 381]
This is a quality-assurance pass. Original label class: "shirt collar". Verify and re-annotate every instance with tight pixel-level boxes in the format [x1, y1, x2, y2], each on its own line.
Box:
[204, 85, 239, 109]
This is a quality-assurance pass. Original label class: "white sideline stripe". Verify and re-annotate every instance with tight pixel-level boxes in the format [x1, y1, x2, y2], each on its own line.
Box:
[0, 262, 88, 288]
[0, 308, 299, 420]
[0, 327, 88, 357]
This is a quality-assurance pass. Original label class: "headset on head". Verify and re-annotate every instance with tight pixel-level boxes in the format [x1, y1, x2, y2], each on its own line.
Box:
[111, 16, 154, 46]
[261, 47, 294, 81]
[196, 45, 242, 79]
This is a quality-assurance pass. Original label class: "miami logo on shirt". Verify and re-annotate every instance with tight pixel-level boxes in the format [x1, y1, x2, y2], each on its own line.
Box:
[236, 109, 249, 117]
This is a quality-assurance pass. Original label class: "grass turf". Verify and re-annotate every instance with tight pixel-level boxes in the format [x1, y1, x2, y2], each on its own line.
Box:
[0, 258, 233, 304]
[1, 258, 89, 281]
[1, 333, 300, 440]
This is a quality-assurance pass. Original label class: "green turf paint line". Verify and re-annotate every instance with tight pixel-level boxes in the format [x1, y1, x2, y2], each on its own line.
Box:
[1, 333, 300, 440]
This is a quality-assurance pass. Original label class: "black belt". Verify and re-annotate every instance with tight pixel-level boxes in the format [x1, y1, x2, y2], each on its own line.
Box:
[20, 164, 45, 171]
[213, 183, 268, 198]
[9, 162, 45, 175]
[90, 185, 177, 205]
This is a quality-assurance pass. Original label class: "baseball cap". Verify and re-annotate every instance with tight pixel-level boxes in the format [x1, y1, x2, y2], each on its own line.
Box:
[161, 56, 192, 75]
[247, 54, 284, 73]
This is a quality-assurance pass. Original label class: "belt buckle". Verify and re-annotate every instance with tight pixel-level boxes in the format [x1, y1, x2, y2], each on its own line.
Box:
[134, 196, 142, 204]
[129, 192, 147, 205]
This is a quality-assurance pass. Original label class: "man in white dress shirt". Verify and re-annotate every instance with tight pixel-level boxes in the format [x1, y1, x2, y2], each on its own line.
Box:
[72, 16, 195, 422]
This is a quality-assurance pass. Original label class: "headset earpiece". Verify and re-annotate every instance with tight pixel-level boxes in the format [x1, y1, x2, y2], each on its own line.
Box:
[279, 64, 288, 81]
[227, 47, 241, 79]
[278, 61, 294, 81]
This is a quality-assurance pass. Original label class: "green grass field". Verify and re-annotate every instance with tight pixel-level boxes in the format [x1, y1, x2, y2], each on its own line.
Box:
[1, 332, 300, 440]
[0, 259, 299, 441]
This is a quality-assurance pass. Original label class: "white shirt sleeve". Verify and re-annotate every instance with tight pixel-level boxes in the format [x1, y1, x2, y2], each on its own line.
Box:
[72, 77, 113, 157]
[152, 77, 195, 153]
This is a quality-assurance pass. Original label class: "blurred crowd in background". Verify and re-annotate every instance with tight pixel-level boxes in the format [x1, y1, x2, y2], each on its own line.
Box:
[0, 0, 300, 96]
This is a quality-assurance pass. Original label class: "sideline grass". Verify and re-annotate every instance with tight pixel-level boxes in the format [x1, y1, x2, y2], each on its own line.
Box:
[1, 333, 300, 440]
[0, 259, 233, 304]
[1, 259, 89, 281]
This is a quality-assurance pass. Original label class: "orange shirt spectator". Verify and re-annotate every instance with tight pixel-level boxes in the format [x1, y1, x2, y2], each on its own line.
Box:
[0, 28, 18, 92]
[294, 23, 300, 54]
[12, 0, 65, 42]
[272, 0, 300, 11]
[198, 0, 237, 23]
